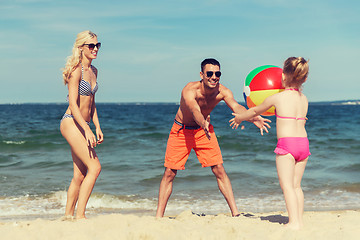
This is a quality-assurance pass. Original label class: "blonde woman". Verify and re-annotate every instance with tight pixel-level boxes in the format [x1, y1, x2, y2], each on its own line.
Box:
[60, 30, 103, 219]
[230, 57, 310, 229]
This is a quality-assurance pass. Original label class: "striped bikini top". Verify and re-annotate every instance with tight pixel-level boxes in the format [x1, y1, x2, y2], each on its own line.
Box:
[79, 65, 98, 96]
[275, 88, 307, 120]
[78, 65, 98, 96]
[66, 65, 98, 101]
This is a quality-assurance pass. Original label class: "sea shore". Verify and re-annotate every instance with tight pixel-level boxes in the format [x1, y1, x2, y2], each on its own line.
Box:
[0, 209, 358, 240]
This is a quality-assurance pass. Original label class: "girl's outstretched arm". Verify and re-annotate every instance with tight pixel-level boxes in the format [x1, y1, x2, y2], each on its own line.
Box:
[229, 94, 276, 129]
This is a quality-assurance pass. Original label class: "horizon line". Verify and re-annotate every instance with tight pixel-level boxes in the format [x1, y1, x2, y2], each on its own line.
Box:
[1, 99, 359, 105]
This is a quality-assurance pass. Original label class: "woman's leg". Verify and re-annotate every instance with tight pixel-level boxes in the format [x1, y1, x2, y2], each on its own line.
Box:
[64, 150, 86, 216]
[75, 154, 101, 219]
[60, 119, 101, 219]
[276, 154, 301, 229]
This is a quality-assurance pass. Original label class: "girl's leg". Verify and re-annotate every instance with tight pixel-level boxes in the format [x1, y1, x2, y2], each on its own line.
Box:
[276, 154, 301, 230]
[60, 119, 101, 219]
[293, 157, 308, 227]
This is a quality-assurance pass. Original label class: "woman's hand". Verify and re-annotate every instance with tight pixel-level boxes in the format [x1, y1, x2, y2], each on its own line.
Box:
[84, 128, 97, 148]
[96, 127, 104, 144]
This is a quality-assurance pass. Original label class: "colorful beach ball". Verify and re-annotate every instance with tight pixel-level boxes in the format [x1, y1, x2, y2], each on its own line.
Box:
[243, 65, 284, 116]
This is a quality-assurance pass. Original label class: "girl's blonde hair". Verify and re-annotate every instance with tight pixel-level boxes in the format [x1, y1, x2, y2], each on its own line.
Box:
[62, 30, 97, 85]
[283, 57, 309, 88]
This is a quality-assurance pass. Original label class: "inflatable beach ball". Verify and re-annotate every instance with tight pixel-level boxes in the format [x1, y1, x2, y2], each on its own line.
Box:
[243, 65, 284, 116]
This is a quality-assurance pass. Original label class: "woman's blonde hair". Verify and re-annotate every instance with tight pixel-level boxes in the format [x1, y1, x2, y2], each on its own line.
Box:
[283, 57, 309, 88]
[62, 30, 97, 85]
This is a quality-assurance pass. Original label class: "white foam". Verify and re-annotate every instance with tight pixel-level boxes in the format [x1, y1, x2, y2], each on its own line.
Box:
[86, 193, 157, 210]
[3, 140, 26, 145]
[0, 192, 65, 217]
[1, 189, 359, 220]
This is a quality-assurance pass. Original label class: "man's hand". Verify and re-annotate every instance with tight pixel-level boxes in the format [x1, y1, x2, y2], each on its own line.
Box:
[203, 115, 211, 140]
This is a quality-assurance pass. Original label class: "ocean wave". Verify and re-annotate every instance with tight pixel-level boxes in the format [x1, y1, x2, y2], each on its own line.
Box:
[1, 188, 360, 221]
[2, 141, 26, 145]
[0, 192, 65, 218]
[1, 103, 359, 221]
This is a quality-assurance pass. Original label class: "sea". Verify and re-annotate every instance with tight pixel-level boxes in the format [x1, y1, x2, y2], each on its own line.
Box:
[0, 102, 359, 221]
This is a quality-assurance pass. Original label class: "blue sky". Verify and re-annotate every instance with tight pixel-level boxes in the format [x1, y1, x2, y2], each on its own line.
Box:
[1, 0, 359, 103]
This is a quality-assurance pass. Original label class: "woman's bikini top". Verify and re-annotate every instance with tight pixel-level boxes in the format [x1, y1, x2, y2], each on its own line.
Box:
[275, 88, 307, 121]
[78, 65, 98, 96]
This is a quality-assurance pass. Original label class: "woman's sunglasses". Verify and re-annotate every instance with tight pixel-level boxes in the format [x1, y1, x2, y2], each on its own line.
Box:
[83, 42, 101, 50]
[206, 71, 221, 78]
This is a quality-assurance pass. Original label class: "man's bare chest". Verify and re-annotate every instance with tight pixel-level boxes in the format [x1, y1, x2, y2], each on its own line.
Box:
[196, 96, 222, 112]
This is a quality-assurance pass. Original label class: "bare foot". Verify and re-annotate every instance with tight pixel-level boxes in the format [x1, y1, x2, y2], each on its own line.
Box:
[60, 215, 75, 221]
[75, 216, 88, 220]
[232, 212, 241, 217]
[284, 223, 302, 230]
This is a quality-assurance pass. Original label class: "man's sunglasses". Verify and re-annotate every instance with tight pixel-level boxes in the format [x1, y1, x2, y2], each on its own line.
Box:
[83, 42, 101, 50]
[206, 71, 221, 78]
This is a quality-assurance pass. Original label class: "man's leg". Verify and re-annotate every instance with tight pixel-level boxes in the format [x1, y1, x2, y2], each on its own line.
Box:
[156, 167, 177, 218]
[211, 164, 240, 217]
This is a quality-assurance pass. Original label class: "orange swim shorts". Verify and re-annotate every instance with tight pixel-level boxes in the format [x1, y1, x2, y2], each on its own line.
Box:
[164, 121, 223, 170]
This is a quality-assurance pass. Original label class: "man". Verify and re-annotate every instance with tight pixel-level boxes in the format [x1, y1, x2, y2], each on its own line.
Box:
[156, 58, 270, 217]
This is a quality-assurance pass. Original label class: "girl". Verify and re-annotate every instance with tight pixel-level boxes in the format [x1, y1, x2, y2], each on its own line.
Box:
[60, 30, 103, 219]
[230, 57, 310, 229]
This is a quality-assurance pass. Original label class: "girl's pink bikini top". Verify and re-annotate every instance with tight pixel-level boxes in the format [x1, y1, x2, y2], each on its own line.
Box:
[275, 88, 307, 120]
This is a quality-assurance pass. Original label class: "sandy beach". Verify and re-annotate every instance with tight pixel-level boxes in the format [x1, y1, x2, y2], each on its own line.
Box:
[0, 209, 358, 240]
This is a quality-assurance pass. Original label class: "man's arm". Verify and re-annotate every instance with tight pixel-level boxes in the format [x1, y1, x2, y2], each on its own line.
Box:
[222, 87, 248, 114]
[181, 87, 211, 139]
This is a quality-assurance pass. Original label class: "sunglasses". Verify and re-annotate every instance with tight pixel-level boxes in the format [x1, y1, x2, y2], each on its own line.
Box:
[83, 42, 101, 50]
[206, 71, 221, 78]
